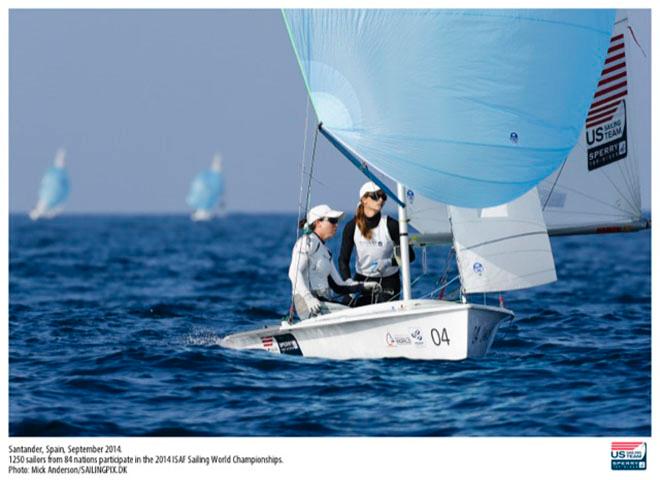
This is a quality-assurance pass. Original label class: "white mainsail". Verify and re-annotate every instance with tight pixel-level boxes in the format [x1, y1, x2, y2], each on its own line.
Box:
[538, 14, 645, 235]
[408, 14, 647, 245]
[449, 189, 557, 294]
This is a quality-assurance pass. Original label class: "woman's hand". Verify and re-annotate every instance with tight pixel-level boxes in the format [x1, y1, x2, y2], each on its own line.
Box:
[304, 294, 322, 315]
[361, 281, 383, 294]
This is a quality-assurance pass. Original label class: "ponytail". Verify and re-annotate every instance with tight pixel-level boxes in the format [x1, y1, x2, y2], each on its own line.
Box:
[299, 217, 314, 235]
[355, 202, 373, 240]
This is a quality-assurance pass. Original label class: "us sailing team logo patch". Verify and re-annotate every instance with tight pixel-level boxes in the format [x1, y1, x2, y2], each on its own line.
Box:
[585, 31, 628, 171]
[611, 441, 646, 470]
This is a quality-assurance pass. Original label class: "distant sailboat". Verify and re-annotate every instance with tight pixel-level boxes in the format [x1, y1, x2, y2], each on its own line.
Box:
[29, 148, 70, 221]
[186, 153, 225, 221]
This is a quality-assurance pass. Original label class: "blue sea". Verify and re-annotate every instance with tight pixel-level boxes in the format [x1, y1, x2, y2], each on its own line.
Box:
[8, 214, 651, 436]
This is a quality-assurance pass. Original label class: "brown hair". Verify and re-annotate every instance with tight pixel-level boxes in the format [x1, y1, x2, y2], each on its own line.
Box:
[356, 201, 373, 240]
[299, 217, 317, 231]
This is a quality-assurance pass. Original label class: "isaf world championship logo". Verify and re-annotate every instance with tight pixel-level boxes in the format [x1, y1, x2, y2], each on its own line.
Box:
[611, 441, 646, 470]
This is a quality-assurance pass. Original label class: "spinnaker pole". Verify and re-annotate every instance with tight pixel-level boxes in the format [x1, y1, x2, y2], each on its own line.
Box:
[397, 183, 412, 301]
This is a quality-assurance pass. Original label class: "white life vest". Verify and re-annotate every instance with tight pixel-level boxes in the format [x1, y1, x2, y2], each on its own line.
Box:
[354, 215, 399, 277]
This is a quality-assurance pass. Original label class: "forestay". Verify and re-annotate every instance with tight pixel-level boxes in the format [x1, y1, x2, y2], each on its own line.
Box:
[449, 189, 557, 294]
[283, 9, 615, 208]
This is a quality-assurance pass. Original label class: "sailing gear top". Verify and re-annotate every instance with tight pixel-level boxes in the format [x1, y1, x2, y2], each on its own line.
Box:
[289, 232, 362, 302]
[338, 212, 415, 280]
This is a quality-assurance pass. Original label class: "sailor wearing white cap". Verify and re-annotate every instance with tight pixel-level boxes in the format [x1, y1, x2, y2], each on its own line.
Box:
[288, 204, 382, 320]
[338, 182, 415, 305]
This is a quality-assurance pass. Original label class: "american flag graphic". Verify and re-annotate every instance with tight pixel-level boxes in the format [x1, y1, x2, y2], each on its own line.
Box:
[586, 33, 627, 129]
[261, 336, 273, 348]
[611, 442, 644, 451]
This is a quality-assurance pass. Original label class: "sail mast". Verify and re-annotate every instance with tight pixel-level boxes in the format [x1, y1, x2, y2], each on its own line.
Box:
[397, 183, 412, 301]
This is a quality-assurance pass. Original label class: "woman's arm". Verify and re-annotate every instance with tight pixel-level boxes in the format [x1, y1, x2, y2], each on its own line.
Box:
[338, 218, 357, 279]
[288, 237, 313, 298]
[386, 216, 416, 263]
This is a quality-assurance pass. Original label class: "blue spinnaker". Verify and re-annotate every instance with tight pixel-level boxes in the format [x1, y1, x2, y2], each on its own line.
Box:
[39, 167, 70, 209]
[283, 9, 616, 207]
[187, 170, 224, 211]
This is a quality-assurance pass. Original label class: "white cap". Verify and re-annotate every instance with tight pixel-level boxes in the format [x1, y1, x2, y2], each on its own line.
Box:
[359, 181, 380, 198]
[307, 204, 344, 224]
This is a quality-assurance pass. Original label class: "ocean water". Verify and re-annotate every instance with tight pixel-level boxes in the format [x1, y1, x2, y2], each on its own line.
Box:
[9, 214, 651, 436]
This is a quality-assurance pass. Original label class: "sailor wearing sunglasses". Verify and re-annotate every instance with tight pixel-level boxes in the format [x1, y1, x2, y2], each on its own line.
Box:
[338, 182, 415, 305]
[289, 204, 382, 320]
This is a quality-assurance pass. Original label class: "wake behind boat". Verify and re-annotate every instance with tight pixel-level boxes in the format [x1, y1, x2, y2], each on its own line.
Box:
[221, 299, 512, 360]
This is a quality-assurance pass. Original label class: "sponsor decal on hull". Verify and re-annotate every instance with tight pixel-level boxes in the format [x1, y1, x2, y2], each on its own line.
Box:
[274, 333, 303, 356]
[385, 327, 425, 347]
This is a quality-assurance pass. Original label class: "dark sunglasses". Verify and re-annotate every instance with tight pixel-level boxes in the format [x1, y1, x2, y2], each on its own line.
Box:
[322, 217, 339, 225]
[366, 190, 387, 201]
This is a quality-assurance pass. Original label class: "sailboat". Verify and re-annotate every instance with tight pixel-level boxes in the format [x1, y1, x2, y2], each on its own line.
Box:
[221, 9, 620, 360]
[186, 153, 225, 221]
[29, 148, 70, 221]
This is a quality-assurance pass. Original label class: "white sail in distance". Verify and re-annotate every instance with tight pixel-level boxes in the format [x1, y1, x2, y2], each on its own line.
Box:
[187, 153, 225, 221]
[29, 148, 70, 221]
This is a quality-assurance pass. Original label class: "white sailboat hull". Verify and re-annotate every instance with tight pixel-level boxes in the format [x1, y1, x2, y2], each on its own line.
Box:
[220, 299, 513, 360]
[191, 209, 213, 222]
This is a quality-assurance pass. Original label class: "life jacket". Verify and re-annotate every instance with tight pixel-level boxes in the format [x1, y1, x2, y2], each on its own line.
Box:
[295, 234, 334, 298]
[354, 215, 398, 277]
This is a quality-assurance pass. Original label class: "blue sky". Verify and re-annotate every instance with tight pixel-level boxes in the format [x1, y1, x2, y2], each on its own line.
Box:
[9, 9, 651, 214]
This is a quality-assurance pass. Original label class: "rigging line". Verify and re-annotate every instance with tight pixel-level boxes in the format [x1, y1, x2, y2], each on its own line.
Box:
[544, 180, 637, 216]
[612, 103, 640, 205]
[423, 275, 460, 299]
[296, 96, 311, 235]
[614, 153, 640, 211]
[300, 169, 329, 188]
[622, 121, 642, 201]
[297, 127, 322, 318]
[304, 127, 321, 213]
[289, 97, 312, 321]
[614, 156, 636, 207]
[382, 272, 430, 303]
[628, 25, 648, 58]
[541, 158, 569, 211]
[600, 167, 639, 216]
